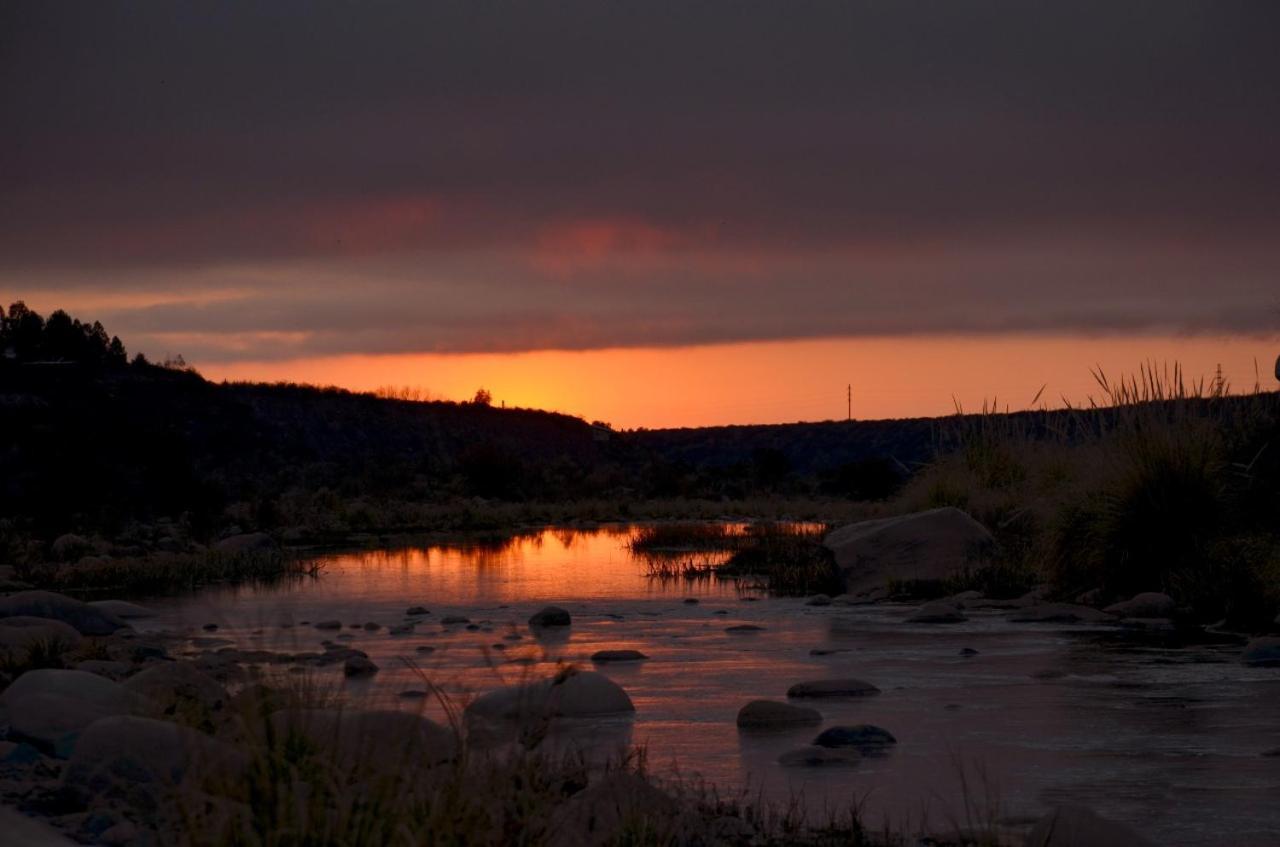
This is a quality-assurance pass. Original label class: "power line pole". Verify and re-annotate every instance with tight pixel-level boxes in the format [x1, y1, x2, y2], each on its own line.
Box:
[847, 383, 851, 422]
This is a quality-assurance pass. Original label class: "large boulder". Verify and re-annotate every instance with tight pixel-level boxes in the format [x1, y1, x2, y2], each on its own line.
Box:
[786, 678, 880, 699]
[268, 708, 457, 767]
[467, 669, 635, 720]
[63, 715, 246, 811]
[51, 533, 95, 562]
[123, 662, 228, 728]
[1010, 603, 1115, 625]
[735, 700, 821, 729]
[812, 724, 897, 750]
[213, 532, 275, 554]
[906, 602, 967, 624]
[1241, 637, 1280, 668]
[823, 508, 995, 594]
[87, 600, 158, 620]
[1103, 592, 1175, 618]
[0, 591, 127, 636]
[1024, 805, 1154, 847]
[529, 606, 572, 627]
[0, 669, 154, 757]
[0, 616, 82, 652]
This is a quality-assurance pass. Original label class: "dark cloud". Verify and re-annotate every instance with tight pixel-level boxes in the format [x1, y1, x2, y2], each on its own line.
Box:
[3, 2, 1278, 359]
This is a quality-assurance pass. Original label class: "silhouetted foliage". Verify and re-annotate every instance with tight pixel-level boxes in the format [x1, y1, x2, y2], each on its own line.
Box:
[0, 301, 128, 369]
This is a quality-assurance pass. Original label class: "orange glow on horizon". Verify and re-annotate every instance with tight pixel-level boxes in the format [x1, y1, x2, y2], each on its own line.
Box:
[198, 334, 1280, 429]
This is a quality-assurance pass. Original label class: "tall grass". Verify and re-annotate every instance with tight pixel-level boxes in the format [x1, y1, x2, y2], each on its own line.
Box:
[15, 548, 323, 595]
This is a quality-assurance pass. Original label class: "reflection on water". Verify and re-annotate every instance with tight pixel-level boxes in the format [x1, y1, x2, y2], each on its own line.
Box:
[142, 526, 1280, 846]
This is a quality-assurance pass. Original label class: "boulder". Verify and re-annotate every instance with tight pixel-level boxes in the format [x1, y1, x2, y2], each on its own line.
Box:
[906, 602, 967, 624]
[88, 600, 157, 619]
[51, 533, 94, 562]
[441, 615, 470, 625]
[778, 745, 861, 766]
[786, 678, 880, 699]
[213, 532, 275, 554]
[74, 660, 131, 680]
[269, 708, 456, 767]
[1024, 805, 1154, 847]
[343, 655, 379, 677]
[63, 715, 246, 809]
[0, 669, 153, 757]
[0, 616, 82, 652]
[123, 662, 228, 726]
[735, 700, 822, 729]
[529, 606, 572, 627]
[0, 591, 126, 635]
[467, 669, 634, 720]
[590, 649, 648, 662]
[0, 807, 80, 846]
[725, 624, 765, 633]
[313, 619, 342, 630]
[812, 724, 896, 750]
[405, 606, 430, 616]
[804, 594, 832, 607]
[823, 508, 995, 594]
[1241, 637, 1280, 667]
[1103, 592, 1175, 618]
[551, 772, 682, 847]
[1009, 603, 1115, 624]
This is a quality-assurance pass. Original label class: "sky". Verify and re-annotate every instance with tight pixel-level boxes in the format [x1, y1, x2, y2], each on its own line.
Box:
[3, 2, 1278, 427]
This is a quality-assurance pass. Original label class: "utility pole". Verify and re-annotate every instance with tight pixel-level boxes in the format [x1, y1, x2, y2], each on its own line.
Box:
[847, 383, 851, 421]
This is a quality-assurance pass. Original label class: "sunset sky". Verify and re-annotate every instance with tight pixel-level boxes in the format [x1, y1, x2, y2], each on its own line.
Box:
[4, 2, 1278, 427]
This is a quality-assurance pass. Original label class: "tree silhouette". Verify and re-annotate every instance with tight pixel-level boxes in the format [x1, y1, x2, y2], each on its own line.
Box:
[472, 387, 493, 406]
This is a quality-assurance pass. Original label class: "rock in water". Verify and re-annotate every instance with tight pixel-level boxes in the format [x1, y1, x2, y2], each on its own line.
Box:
[906, 602, 967, 623]
[86, 600, 158, 620]
[1009, 603, 1115, 624]
[466, 669, 634, 720]
[1024, 805, 1154, 847]
[1103, 592, 1175, 618]
[1241, 637, 1280, 667]
[0, 616, 82, 652]
[528, 606, 572, 627]
[735, 700, 822, 729]
[590, 649, 648, 662]
[778, 745, 861, 766]
[812, 724, 896, 750]
[805, 594, 832, 606]
[786, 678, 880, 698]
[0, 591, 126, 636]
[823, 508, 995, 594]
[343, 655, 380, 677]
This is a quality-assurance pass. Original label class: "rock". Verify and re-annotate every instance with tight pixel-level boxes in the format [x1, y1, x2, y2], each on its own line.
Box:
[1241, 637, 1280, 667]
[1260, 747, 1280, 757]
[906, 602, 967, 624]
[812, 724, 896, 750]
[823, 508, 995, 594]
[946, 590, 985, 606]
[213, 532, 275, 554]
[1117, 617, 1176, 632]
[467, 669, 635, 720]
[123, 662, 228, 726]
[388, 623, 414, 636]
[683, 597, 699, 605]
[805, 594, 832, 606]
[415, 645, 436, 654]
[1009, 603, 1115, 624]
[269, 708, 456, 766]
[0, 591, 126, 635]
[726, 624, 765, 633]
[735, 699, 822, 729]
[0, 616, 83, 652]
[1104, 592, 1176, 618]
[406, 606, 430, 615]
[63, 715, 246, 809]
[1024, 805, 1154, 847]
[0, 807, 81, 846]
[362, 621, 381, 631]
[590, 649, 648, 662]
[551, 772, 681, 847]
[787, 678, 880, 698]
[441, 615, 470, 625]
[343, 655, 379, 677]
[809, 648, 851, 656]
[86, 600, 157, 619]
[1075, 588, 1105, 606]
[778, 745, 861, 766]
[202, 623, 218, 631]
[529, 606, 572, 627]
[73, 660, 130, 680]
[0, 669, 153, 756]
[959, 647, 979, 657]
[399, 689, 428, 699]
[313, 619, 342, 630]
[51, 533, 94, 561]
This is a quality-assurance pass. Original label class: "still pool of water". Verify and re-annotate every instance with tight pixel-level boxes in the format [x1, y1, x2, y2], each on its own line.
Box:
[139, 525, 1280, 845]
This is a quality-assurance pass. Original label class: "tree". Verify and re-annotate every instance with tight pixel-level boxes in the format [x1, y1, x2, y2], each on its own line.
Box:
[472, 387, 493, 406]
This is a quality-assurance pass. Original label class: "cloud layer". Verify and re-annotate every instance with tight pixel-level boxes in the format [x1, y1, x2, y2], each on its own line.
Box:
[3, 2, 1278, 360]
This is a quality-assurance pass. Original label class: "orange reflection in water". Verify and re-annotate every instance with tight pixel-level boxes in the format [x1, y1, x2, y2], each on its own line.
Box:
[201, 333, 1280, 428]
